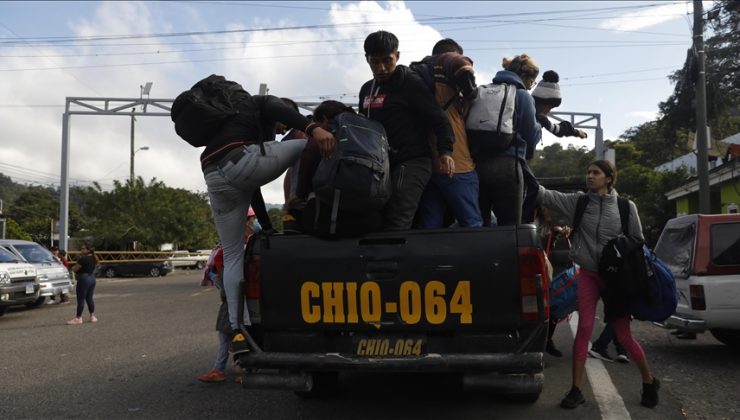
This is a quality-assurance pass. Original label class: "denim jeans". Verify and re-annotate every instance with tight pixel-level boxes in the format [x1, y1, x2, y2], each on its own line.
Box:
[75, 272, 96, 317]
[476, 155, 523, 227]
[382, 156, 432, 231]
[205, 140, 306, 328]
[417, 171, 483, 228]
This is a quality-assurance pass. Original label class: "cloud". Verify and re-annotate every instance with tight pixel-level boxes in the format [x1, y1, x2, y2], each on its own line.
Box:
[599, 3, 688, 32]
[0, 1, 443, 205]
[627, 111, 659, 121]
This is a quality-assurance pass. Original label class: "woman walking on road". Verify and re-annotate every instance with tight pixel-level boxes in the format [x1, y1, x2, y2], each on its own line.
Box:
[67, 243, 98, 325]
[537, 160, 660, 409]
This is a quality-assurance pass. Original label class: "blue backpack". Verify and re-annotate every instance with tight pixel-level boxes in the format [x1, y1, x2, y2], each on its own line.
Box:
[629, 245, 678, 322]
[550, 264, 580, 321]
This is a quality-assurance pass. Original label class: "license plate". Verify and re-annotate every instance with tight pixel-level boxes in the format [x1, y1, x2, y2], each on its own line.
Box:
[354, 336, 426, 357]
[25, 284, 34, 294]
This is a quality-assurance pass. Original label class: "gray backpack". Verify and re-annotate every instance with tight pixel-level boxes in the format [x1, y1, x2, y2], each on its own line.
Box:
[465, 83, 517, 156]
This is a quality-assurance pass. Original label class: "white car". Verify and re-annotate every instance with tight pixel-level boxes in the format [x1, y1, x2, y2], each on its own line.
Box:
[0, 240, 74, 307]
[0, 246, 38, 316]
[168, 250, 209, 270]
[654, 214, 740, 347]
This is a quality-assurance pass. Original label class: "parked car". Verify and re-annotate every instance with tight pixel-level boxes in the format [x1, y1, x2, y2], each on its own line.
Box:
[654, 214, 740, 347]
[0, 239, 74, 307]
[97, 261, 173, 278]
[167, 250, 209, 270]
[0, 246, 39, 317]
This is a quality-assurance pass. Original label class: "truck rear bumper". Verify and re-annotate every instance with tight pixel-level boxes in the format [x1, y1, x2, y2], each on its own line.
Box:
[237, 351, 543, 373]
[663, 313, 707, 332]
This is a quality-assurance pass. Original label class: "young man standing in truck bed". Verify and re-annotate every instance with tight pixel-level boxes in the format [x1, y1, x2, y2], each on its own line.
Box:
[359, 30, 456, 231]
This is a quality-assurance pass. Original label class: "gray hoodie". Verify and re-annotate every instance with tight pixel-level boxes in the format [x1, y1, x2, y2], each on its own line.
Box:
[537, 186, 644, 272]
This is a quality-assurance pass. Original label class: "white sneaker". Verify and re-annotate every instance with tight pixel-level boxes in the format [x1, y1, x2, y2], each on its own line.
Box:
[616, 353, 630, 364]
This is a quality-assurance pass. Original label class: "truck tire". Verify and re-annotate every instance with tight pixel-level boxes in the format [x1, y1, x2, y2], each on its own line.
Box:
[149, 267, 161, 277]
[0, 306, 7, 316]
[710, 329, 740, 347]
[26, 296, 46, 308]
[294, 371, 339, 398]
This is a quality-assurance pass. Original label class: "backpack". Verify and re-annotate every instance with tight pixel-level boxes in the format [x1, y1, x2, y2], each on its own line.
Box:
[630, 245, 678, 322]
[572, 195, 677, 322]
[171, 74, 251, 147]
[409, 56, 461, 111]
[465, 83, 517, 156]
[312, 112, 391, 235]
[549, 264, 580, 321]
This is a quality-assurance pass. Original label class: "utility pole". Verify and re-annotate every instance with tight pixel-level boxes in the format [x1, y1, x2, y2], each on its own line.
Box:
[130, 109, 136, 184]
[694, 0, 710, 214]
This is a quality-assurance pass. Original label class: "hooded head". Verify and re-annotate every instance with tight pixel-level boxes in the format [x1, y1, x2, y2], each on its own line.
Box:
[532, 70, 562, 108]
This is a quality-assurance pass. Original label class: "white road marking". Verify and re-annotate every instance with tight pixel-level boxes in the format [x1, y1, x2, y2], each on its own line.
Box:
[569, 312, 631, 420]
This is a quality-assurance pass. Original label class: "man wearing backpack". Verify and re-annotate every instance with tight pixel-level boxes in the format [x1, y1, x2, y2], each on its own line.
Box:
[413, 41, 483, 228]
[359, 31, 455, 231]
[173, 75, 335, 354]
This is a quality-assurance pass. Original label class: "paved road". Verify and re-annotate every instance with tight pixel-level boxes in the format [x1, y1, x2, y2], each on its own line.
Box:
[0, 271, 735, 419]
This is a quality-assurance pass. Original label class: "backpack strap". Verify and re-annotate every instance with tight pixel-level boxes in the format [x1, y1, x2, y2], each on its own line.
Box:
[329, 189, 341, 235]
[571, 194, 590, 234]
[616, 197, 630, 235]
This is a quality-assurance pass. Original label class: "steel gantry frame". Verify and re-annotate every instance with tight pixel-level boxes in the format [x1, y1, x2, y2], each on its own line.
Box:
[58, 96, 174, 251]
[58, 94, 603, 251]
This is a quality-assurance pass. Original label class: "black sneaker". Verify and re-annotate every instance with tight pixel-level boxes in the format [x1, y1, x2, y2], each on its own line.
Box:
[560, 386, 585, 409]
[616, 353, 630, 364]
[229, 331, 250, 355]
[546, 340, 563, 357]
[641, 377, 660, 408]
[588, 346, 614, 362]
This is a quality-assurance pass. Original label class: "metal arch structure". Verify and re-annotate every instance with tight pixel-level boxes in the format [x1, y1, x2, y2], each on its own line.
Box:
[548, 111, 605, 159]
[58, 95, 603, 250]
[58, 96, 174, 251]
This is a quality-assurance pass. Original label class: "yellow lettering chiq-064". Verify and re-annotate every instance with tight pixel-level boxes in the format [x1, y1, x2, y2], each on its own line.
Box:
[300, 280, 473, 325]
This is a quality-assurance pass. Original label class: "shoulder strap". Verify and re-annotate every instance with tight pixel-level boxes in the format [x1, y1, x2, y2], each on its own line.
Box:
[617, 197, 630, 235]
[571, 195, 590, 234]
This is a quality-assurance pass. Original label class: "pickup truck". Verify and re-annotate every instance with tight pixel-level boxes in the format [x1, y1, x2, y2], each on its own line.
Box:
[654, 214, 740, 347]
[0, 246, 39, 317]
[233, 225, 550, 401]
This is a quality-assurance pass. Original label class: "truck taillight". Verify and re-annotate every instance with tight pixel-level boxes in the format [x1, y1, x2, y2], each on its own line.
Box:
[518, 247, 549, 321]
[690, 284, 706, 310]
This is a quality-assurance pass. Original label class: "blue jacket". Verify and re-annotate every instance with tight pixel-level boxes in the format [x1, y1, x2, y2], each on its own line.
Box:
[491, 70, 541, 160]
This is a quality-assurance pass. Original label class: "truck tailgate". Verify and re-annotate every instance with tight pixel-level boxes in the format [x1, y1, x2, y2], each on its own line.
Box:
[258, 227, 528, 333]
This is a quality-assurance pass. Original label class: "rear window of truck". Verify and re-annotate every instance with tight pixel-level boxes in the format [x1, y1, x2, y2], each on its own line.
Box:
[711, 223, 740, 266]
[655, 223, 695, 278]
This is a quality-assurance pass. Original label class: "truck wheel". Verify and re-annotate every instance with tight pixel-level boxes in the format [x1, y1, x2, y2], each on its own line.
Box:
[294, 371, 339, 398]
[26, 296, 46, 308]
[149, 267, 161, 277]
[710, 329, 740, 347]
[0, 306, 7, 317]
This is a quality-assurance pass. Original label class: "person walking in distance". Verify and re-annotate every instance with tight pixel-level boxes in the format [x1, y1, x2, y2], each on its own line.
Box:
[49, 246, 71, 304]
[538, 160, 660, 409]
[67, 243, 98, 325]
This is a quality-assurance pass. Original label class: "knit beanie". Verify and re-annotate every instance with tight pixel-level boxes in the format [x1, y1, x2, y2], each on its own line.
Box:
[532, 70, 562, 108]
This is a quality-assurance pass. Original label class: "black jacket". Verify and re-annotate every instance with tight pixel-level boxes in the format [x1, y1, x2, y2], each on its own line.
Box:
[359, 65, 454, 166]
[200, 95, 313, 167]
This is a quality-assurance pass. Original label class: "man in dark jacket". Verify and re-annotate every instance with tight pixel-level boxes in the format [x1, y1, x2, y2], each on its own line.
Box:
[358, 30, 455, 231]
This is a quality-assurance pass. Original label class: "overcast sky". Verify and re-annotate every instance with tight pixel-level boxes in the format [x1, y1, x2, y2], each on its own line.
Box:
[0, 1, 709, 204]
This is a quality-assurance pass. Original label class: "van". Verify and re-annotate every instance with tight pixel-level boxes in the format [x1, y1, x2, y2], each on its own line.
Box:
[0, 246, 38, 316]
[0, 240, 74, 307]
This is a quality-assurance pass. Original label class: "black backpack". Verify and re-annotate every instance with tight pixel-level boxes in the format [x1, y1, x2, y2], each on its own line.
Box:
[572, 195, 651, 319]
[312, 112, 391, 234]
[171, 75, 250, 147]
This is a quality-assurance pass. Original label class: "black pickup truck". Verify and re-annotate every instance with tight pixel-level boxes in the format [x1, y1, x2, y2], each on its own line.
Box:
[235, 225, 550, 401]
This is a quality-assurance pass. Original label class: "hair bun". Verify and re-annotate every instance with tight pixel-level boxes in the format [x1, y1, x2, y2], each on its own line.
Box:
[542, 70, 559, 83]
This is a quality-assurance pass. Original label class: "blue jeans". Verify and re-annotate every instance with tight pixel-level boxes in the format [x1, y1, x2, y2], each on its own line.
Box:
[75, 273, 96, 317]
[215, 331, 230, 372]
[417, 171, 483, 228]
[205, 140, 306, 329]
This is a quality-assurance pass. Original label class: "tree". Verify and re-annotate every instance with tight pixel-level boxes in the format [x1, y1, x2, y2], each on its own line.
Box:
[4, 218, 31, 240]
